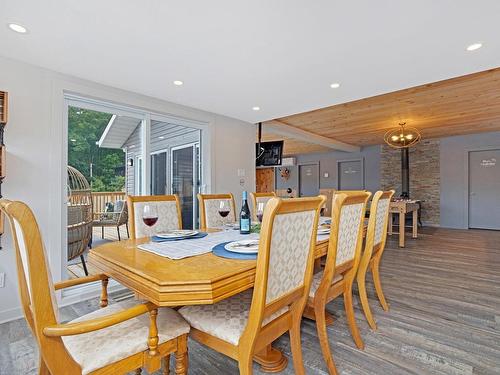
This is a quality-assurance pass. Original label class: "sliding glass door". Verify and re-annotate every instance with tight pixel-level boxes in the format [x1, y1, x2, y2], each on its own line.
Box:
[151, 151, 168, 195]
[64, 94, 205, 285]
[171, 143, 200, 229]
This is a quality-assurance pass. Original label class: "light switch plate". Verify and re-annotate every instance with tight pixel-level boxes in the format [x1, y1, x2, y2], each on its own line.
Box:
[237, 169, 246, 177]
[0, 272, 5, 288]
[324, 172, 329, 178]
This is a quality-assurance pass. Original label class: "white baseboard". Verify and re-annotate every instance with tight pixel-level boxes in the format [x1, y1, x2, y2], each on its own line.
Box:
[60, 279, 125, 307]
[0, 280, 126, 324]
[0, 306, 24, 325]
[421, 222, 440, 227]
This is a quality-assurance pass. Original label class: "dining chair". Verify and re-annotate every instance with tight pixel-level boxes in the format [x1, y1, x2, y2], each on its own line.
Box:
[319, 189, 335, 217]
[304, 191, 370, 375]
[0, 199, 190, 375]
[197, 193, 236, 229]
[127, 195, 183, 239]
[179, 195, 326, 374]
[356, 190, 395, 330]
[249, 191, 276, 221]
[92, 199, 129, 241]
[336, 189, 368, 195]
[67, 204, 93, 275]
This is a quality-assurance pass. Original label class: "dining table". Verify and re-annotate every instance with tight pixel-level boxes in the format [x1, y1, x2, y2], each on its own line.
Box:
[88, 221, 331, 372]
[388, 200, 420, 247]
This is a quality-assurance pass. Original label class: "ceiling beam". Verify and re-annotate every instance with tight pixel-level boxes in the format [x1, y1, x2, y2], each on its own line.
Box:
[263, 120, 360, 153]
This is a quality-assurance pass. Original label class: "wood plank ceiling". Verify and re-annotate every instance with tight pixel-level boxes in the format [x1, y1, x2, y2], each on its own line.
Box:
[262, 68, 500, 155]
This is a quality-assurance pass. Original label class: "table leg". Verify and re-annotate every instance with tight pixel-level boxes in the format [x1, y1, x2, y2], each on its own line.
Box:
[399, 212, 405, 248]
[303, 305, 334, 325]
[388, 213, 393, 235]
[314, 258, 322, 273]
[412, 209, 418, 238]
[254, 344, 288, 373]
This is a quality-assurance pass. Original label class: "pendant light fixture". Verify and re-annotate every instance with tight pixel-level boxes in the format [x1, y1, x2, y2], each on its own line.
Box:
[384, 122, 421, 149]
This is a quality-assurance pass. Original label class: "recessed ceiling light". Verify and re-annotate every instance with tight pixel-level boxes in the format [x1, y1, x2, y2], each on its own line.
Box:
[8, 23, 27, 33]
[158, 136, 165, 140]
[173, 80, 184, 86]
[466, 43, 482, 51]
[70, 139, 76, 142]
[130, 145, 136, 148]
[252, 106, 260, 111]
[330, 83, 341, 89]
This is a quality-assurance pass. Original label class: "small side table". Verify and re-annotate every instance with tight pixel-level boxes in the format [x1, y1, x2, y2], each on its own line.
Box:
[388, 200, 420, 247]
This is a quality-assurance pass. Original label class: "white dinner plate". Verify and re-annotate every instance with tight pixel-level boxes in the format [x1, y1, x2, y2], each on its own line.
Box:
[156, 230, 199, 239]
[224, 240, 260, 254]
[317, 227, 331, 235]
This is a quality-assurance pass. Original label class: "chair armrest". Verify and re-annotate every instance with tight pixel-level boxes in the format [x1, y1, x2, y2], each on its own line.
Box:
[54, 274, 108, 290]
[43, 302, 156, 337]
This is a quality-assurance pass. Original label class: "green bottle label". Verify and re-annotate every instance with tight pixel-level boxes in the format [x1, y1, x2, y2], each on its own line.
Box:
[240, 218, 250, 232]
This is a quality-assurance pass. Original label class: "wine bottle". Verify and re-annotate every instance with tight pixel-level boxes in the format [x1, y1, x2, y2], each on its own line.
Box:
[240, 191, 251, 234]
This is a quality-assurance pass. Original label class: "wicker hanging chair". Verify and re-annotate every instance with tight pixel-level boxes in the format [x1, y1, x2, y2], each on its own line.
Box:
[67, 166, 93, 276]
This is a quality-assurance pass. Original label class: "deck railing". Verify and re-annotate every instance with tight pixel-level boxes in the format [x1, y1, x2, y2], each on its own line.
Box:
[91, 191, 127, 218]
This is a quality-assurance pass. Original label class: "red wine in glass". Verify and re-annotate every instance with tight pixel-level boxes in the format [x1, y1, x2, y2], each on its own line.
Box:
[256, 202, 265, 223]
[218, 210, 230, 218]
[218, 201, 230, 219]
[142, 204, 158, 237]
[143, 217, 158, 226]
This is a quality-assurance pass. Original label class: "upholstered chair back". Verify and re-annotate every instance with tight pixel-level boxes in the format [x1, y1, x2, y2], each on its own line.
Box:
[197, 193, 236, 229]
[373, 191, 394, 247]
[335, 196, 369, 266]
[0, 200, 81, 372]
[365, 190, 395, 252]
[265, 208, 316, 304]
[127, 195, 182, 239]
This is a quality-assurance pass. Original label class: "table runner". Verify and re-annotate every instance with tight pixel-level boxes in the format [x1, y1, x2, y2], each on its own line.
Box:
[138, 230, 260, 259]
[138, 227, 330, 260]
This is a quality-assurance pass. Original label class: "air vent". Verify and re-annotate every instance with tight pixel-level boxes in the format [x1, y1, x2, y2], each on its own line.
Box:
[282, 157, 296, 166]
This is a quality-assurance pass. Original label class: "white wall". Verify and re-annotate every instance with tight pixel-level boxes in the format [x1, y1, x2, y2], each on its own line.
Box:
[275, 146, 381, 193]
[0, 55, 256, 323]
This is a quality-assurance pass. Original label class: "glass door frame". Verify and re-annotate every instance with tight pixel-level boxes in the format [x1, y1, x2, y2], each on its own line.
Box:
[64, 96, 145, 278]
[61, 93, 210, 296]
[171, 142, 201, 229]
[150, 148, 169, 196]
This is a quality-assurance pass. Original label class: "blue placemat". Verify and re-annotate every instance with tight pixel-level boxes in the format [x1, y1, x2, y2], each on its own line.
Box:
[151, 232, 208, 242]
[212, 241, 258, 260]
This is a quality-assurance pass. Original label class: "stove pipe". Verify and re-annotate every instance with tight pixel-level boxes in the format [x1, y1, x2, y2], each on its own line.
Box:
[401, 148, 410, 198]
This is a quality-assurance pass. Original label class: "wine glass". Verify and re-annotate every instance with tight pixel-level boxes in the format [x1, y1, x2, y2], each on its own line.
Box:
[218, 201, 231, 229]
[256, 202, 264, 223]
[142, 204, 158, 238]
[218, 201, 230, 218]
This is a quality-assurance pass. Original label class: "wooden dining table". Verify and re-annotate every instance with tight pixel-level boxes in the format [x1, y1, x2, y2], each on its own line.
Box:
[89, 230, 330, 372]
[388, 200, 420, 247]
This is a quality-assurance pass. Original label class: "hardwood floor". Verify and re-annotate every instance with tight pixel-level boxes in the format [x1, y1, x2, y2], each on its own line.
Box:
[1, 227, 499, 374]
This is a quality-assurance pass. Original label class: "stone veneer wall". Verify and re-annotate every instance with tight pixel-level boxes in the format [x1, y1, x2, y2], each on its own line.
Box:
[380, 139, 440, 225]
